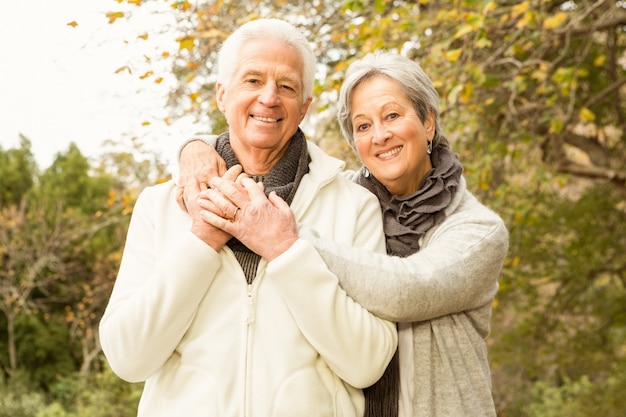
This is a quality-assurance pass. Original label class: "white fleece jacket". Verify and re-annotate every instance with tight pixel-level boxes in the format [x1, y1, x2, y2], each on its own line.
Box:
[99, 142, 397, 417]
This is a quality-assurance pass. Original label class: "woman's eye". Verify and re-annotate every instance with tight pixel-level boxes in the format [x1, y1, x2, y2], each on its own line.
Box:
[357, 123, 369, 132]
[387, 112, 399, 120]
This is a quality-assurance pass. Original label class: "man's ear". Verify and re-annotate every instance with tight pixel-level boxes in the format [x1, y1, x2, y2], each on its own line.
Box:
[216, 83, 226, 112]
[299, 96, 313, 122]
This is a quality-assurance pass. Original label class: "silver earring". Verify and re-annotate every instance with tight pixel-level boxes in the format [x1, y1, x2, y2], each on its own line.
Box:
[427, 141, 433, 155]
[363, 167, 370, 177]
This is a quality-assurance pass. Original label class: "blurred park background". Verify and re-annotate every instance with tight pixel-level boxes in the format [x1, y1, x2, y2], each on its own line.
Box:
[1, 1, 625, 416]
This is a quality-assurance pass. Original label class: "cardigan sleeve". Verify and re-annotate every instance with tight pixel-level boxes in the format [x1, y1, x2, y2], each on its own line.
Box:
[300, 194, 509, 323]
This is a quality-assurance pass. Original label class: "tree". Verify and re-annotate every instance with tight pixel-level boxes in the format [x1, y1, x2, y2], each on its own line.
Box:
[0, 135, 37, 207]
[0, 143, 132, 383]
[105, 1, 626, 414]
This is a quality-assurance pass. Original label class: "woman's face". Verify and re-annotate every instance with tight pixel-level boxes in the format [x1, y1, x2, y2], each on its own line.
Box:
[351, 75, 435, 196]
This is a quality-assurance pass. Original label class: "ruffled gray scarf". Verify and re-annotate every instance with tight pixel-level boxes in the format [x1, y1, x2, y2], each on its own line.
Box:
[215, 129, 310, 283]
[355, 146, 463, 417]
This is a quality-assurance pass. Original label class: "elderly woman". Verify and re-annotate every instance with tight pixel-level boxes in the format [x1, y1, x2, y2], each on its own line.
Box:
[179, 51, 508, 417]
[100, 20, 397, 417]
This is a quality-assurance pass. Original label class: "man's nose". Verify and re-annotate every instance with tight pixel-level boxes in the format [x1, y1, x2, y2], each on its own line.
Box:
[258, 83, 280, 106]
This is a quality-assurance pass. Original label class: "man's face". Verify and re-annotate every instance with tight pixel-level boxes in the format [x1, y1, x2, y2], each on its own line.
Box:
[216, 39, 312, 164]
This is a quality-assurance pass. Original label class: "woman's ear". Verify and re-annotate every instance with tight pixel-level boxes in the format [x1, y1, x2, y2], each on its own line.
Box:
[425, 112, 436, 140]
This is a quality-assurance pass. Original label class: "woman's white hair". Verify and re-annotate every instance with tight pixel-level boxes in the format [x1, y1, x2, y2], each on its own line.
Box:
[217, 18, 316, 101]
[337, 51, 449, 150]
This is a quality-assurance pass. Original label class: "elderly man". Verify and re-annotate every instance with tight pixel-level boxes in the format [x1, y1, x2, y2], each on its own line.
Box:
[99, 18, 396, 417]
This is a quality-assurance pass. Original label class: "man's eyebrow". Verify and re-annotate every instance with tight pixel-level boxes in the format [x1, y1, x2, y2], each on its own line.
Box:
[240, 70, 262, 78]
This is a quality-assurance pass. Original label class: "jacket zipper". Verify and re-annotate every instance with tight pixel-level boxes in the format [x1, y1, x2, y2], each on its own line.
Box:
[243, 282, 255, 417]
[246, 283, 255, 324]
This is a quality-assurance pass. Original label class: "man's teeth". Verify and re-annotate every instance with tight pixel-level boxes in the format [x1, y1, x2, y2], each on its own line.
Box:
[378, 147, 402, 158]
[253, 116, 279, 122]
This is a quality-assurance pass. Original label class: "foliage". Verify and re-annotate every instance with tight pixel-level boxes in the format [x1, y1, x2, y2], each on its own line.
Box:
[109, 0, 625, 196]
[489, 179, 626, 415]
[0, 139, 143, 414]
[103, 1, 626, 415]
[524, 362, 626, 417]
[0, 0, 623, 415]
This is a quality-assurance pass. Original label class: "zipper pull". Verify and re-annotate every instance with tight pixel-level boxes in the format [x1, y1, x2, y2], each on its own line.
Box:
[246, 284, 255, 324]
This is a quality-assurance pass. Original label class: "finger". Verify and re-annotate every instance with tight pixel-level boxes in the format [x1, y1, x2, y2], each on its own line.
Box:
[217, 158, 227, 177]
[210, 176, 250, 208]
[197, 191, 223, 216]
[200, 209, 237, 234]
[240, 177, 267, 197]
[200, 188, 235, 218]
[222, 164, 243, 182]
[235, 171, 251, 185]
[267, 190, 290, 210]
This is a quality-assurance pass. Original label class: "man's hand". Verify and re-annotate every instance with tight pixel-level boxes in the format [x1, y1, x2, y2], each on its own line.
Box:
[199, 176, 298, 261]
[176, 139, 226, 212]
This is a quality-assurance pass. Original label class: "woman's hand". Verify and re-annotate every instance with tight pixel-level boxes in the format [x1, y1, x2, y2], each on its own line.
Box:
[199, 176, 298, 261]
[176, 139, 226, 212]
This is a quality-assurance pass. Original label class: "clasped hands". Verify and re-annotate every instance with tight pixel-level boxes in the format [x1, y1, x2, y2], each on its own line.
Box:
[177, 165, 299, 261]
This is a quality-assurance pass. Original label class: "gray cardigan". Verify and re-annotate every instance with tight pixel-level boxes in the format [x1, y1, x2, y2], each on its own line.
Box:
[301, 175, 508, 417]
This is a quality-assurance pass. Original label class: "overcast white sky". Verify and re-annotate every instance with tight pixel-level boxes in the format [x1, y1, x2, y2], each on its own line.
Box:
[0, 0, 197, 169]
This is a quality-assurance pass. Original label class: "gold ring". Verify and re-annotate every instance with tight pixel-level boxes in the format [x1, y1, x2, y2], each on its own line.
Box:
[230, 207, 239, 222]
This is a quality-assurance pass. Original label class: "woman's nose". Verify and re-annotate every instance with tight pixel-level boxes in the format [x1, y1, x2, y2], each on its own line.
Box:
[372, 123, 392, 144]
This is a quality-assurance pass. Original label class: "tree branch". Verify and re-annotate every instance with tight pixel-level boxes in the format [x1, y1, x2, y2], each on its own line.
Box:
[557, 160, 626, 196]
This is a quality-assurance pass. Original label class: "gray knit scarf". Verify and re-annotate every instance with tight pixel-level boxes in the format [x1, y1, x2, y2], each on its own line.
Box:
[355, 146, 463, 417]
[215, 129, 310, 284]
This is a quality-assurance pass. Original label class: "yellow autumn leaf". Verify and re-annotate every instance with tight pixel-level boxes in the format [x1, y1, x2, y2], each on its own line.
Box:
[189, 92, 200, 102]
[137, 32, 148, 40]
[511, 1, 530, 18]
[543, 12, 567, 29]
[445, 48, 463, 62]
[453, 25, 474, 40]
[154, 77, 163, 84]
[172, 1, 192, 11]
[128, 0, 143, 5]
[549, 119, 564, 134]
[66, 21, 78, 28]
[139, 70, 153, 80]
[176, 35, 195, 51]
[482, 1, 497, 15]
[594, 55, 606, 66]
[106, 11, 124, 24]
[460, 83, 474, 104]
[579, 107, 596, 122]
[162, 51, 171, 58]
[515, 11, 534, 29]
